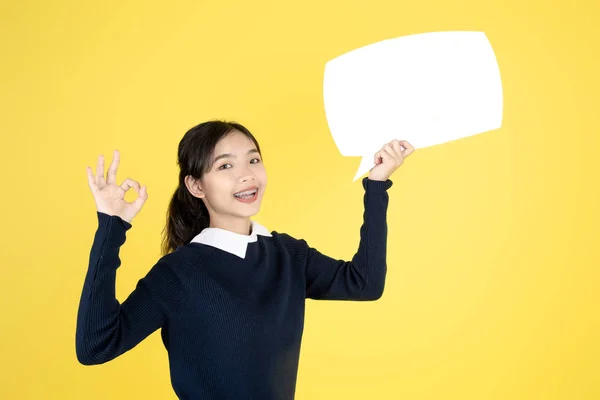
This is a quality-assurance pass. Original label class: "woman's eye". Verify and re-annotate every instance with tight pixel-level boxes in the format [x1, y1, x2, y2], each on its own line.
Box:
[219, 158, 260, 170]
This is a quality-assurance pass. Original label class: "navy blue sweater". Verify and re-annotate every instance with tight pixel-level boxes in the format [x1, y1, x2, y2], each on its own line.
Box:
[75, 177, 393, 399]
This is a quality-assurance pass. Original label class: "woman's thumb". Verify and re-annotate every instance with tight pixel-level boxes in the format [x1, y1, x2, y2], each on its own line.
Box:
[132, 185, 148, 211]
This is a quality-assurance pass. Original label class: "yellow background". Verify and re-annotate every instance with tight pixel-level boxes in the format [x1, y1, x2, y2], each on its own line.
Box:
[1, 0, 599, 398]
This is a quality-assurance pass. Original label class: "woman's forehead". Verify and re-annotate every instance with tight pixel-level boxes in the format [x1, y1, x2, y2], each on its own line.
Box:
[214, 131, 256, 153]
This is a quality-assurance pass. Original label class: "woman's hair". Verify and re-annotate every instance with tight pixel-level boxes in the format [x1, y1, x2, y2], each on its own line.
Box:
[160, 119, 263, 256]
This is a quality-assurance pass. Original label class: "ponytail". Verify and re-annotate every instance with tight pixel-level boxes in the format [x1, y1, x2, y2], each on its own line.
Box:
[161, 182, 209, 256]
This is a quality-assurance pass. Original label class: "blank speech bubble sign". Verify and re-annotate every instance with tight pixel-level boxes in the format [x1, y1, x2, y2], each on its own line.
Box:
[323, 31, 504, 181]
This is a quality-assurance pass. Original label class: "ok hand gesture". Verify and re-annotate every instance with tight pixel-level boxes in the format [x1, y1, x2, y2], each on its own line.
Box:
[86, 150, 148, 224]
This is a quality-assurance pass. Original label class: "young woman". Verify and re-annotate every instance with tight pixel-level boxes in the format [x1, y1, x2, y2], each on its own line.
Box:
[76, 120, 415, 399]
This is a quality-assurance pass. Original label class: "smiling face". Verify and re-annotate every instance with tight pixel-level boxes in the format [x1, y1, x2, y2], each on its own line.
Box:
[185, 130, 267, 234]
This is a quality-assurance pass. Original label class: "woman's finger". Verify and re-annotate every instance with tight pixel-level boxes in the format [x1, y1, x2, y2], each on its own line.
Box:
[390, 140, 405, 162]
[132, 185, 148, 212]
[119, 178, 141, 195]
[96, 154, 105, 187]
[383, 143, 401, 164]
[86, 166, 97, 192]
[399, 140, 415, 158]
[106, 150, 120, 185]
[373, 149, 383, 167]
[372, 148, 389, 171]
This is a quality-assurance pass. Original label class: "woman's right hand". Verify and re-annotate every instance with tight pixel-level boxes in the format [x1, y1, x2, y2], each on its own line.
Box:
[86, 150, 148, 224]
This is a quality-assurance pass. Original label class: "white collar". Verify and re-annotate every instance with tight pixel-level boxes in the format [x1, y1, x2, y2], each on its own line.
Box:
[189, 220, 272, 259]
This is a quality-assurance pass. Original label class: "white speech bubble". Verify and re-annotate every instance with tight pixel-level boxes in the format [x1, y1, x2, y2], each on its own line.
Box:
[323, 31, 504, 181]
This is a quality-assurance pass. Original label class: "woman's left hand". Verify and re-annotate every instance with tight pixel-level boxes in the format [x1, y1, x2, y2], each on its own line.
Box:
[368, 139, 415, 182]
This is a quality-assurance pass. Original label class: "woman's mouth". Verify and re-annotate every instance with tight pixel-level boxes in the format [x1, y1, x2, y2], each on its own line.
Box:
[233, 188, 258, 203]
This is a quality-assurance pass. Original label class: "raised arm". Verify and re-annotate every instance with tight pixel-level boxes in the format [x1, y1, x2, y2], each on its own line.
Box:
[304, 177, 393, 300]
[304, 138, 414, 301]
[75, 212, 183, 365]
[76, 149, 181, 364]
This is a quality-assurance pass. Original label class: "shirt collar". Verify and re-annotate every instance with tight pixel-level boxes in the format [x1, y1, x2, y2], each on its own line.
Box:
[189, 220, 272, 259]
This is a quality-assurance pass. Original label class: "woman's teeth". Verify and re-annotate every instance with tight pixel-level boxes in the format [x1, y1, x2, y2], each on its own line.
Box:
[234, 189, 257, 198]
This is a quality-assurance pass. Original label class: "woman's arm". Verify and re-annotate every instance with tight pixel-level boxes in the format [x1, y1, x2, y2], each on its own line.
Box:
[304, 177, 393, 301]
[75, 212, 183, 365]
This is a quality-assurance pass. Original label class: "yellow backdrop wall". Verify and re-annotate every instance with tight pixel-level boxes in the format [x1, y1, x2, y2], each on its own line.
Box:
[1, 0, 599, 398]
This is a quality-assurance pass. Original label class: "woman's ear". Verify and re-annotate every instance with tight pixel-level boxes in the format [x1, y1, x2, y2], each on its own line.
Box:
[184, 175, 205, 199]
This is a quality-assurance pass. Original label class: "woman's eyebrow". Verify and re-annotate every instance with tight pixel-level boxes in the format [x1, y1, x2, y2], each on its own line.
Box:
[212, 149, 259, 163]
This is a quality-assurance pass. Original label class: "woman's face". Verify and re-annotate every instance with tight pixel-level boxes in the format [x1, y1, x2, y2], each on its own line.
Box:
[186, 130, 267, 229]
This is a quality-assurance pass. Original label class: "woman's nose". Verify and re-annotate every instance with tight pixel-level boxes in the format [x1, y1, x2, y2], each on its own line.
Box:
[238, 167, 256, 182]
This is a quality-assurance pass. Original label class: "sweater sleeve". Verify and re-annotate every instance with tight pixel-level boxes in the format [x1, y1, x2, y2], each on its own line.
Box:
[75, 212, 183, 365]
[304, 177, 393, 301]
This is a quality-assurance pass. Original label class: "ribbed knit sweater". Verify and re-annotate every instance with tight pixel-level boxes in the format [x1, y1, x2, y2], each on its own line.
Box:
[75, 177, 393, 399]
